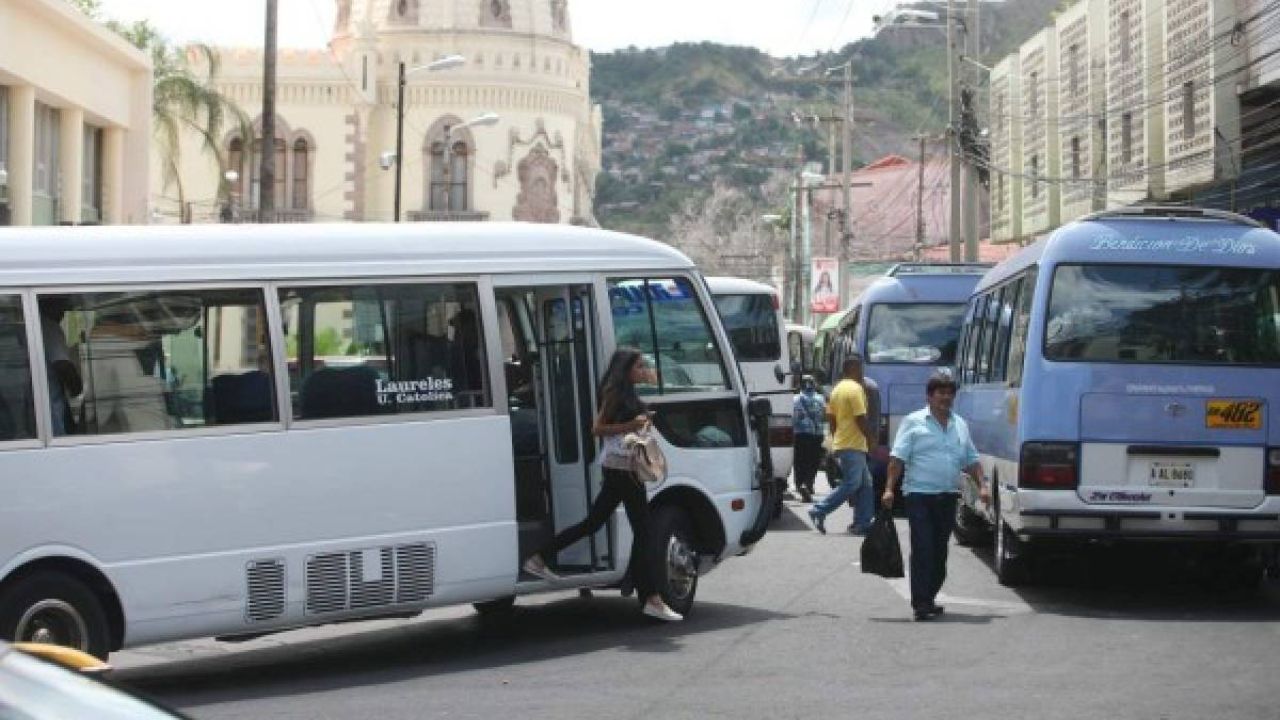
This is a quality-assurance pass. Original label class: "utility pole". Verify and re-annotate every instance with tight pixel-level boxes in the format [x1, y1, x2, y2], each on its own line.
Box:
[840, 61, 854, 307]
[394, 62, 406, 222]
[946, 0, 961, 261]
[791, 153, 803, 322]
[916, 135, 928, 261]
[259, 0, 278, 221]
[963, 0, 980, 261]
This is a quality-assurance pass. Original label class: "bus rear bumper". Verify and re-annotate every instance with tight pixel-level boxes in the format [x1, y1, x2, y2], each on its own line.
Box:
[1010, 506, 1280, 542]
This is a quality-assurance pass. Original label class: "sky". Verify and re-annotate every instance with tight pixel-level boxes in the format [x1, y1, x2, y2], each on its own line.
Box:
[95, 0, 890, 58]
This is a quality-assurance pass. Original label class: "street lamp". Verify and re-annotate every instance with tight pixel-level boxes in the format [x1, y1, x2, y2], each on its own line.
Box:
[440, 112, 499, 212]
[394, 54, 466, 222]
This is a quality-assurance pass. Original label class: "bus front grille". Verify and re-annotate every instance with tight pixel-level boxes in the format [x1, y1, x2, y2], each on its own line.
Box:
[245, 559, 286, 623]
[305, 542, 436, 615]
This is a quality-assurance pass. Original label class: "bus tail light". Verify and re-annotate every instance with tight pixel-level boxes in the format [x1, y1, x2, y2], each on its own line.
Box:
[1266, 448, 1280, 496]
[1019, 442, 1079, 490]
[770, 292, 780, 311]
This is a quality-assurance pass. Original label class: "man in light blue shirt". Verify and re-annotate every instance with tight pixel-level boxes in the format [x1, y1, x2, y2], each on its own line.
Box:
[882, 371, 988, 621]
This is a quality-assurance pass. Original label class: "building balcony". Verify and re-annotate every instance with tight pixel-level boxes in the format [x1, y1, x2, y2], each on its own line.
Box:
[407, 209, 491, 222]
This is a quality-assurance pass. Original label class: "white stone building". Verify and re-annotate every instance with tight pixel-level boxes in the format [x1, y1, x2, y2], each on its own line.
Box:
[0, 0, 152, 226]
[160, 0, 602, 225]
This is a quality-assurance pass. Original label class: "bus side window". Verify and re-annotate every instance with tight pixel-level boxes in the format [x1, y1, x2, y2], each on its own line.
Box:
[608, 277, 728, 395]
[1006, 268, 1038, 387]
[280, 282, 490, 421]
[964, 295, 988, 384]
[42, 289, 277, 436]
[992, 278, 1020, 382]
[976, 287, 1003, 383]
[0, 296, 37, 442]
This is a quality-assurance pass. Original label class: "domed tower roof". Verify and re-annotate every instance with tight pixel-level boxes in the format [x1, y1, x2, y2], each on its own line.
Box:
[334, 0, 573, 42]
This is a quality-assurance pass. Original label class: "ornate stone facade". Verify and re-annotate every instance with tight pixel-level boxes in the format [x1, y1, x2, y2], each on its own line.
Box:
[157, 0, 601, 225]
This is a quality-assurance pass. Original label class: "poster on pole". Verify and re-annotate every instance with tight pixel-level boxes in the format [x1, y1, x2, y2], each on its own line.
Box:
[810, 257, 839, 314]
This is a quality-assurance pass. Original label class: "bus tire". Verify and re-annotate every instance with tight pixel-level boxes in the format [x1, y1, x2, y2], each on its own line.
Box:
[994, 519, 1032, 587]
[472, 596, 516, 616]
[651, 506, 698, 617]
[953, 501, 988, 547]
[0, 572, 112, 660]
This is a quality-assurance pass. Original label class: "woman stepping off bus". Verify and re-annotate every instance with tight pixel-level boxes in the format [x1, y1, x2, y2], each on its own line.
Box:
[521, 347, 684, 622]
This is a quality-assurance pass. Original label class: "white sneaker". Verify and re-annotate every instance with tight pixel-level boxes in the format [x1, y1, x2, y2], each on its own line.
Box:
[643, 601, 683, 622]
[521, 556, 560, 582]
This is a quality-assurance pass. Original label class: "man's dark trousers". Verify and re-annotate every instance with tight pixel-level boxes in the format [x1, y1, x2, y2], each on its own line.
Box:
[904, 492, 959, 612]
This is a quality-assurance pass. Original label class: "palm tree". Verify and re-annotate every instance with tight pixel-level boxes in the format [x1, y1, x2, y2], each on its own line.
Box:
[107, 20, 249, 223]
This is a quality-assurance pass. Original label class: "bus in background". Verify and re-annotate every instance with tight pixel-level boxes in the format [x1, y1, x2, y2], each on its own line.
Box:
[786, 323, 816, 382]
[953, 207, 1280, 586]
[826, 264, 989, 492]
[706, 277, 792, 516]
[0, 223, 774, 659]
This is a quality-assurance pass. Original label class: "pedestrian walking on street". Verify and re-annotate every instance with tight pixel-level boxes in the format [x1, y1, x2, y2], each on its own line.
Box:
[807, 357, 872, 534]
[791, 375, 826, 503]
[521, 347, 684, 622]
[881, 371, 989, 621]
[845, 366, 881, 535]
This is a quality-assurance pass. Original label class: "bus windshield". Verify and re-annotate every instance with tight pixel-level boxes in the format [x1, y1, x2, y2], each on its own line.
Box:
[865, 303, 966, 365]
[712, 294, 780, 362]
[1045, 264, 1280, 365]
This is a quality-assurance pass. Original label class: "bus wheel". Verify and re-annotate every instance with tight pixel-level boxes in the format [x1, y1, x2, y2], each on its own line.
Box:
[994, 519, 1032, 587]
[0, 572, 111, 660]
[652, 506, 698, 616]
[953, 500, 988, 547]
[472, 596, 516, 616]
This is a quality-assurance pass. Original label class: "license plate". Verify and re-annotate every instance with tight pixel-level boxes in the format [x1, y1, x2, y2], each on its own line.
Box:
[1206, 399, 1263, 429]
[1148, 461, 1195, 488]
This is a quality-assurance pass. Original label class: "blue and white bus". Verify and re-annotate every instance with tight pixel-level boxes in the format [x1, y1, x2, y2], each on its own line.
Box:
[826, 264, 988, 487]
[953, 207, 1280, 585]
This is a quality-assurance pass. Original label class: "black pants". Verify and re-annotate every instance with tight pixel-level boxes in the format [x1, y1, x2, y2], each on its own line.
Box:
[904, 493, 959, 612]
[793, 434, 824, 492]
[541, 468, 656, 599]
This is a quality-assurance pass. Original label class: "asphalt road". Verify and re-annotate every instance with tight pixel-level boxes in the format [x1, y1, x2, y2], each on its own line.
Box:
[114, 497, 1280, 720]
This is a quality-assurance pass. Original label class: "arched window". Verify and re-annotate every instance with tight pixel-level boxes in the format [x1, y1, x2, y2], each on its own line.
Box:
[227, 138, 244, 196]
[429, 137, 470, 211]
[292, 138, 309, 210]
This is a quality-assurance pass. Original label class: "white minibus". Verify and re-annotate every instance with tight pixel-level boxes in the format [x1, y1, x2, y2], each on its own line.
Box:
[706, 277, 793, 512]
[0, 223, 773, 658]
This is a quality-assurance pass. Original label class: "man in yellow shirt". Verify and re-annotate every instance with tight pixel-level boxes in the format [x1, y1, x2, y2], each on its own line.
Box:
[808, 356, 872, 534]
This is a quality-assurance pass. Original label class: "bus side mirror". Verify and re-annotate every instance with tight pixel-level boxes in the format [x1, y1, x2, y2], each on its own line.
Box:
[748, 398, 771, 424]
[774, 364, 786, 384]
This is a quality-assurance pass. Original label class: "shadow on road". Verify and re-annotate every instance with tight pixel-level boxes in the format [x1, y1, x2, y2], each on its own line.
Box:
[769, 502, 819, 532]
[961, 541, 1280, 622]
[116, 597, 789, 704]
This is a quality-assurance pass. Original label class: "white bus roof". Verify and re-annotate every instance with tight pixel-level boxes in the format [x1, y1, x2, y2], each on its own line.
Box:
[0, 222, 695, 286]
[704, 276, 781, 295]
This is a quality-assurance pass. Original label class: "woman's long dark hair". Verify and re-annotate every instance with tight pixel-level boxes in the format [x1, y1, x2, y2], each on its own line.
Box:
[598, 347, 645, 420]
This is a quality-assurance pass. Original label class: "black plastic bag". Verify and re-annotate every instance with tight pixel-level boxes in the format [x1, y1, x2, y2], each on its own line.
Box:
[861, 510, 904, 578]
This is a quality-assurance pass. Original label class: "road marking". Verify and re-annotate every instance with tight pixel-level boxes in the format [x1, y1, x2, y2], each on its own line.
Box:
[881, 576, 1033, 615]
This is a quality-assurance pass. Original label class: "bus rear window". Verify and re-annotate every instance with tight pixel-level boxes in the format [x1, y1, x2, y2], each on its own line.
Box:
[712, 293, 780, 362]
[865, 303, 966, 365]
[1045, 264, 1280, 365]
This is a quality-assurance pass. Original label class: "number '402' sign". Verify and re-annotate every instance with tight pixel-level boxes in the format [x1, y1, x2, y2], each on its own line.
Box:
[1205, 400, 1263, 429]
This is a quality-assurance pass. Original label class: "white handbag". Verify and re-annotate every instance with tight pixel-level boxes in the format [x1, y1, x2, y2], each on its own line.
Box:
[622, 430, 668, 485]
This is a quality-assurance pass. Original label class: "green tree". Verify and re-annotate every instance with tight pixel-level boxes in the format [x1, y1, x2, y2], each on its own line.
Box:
[111, 21, 248, 221]
[69, 2, 247, 221]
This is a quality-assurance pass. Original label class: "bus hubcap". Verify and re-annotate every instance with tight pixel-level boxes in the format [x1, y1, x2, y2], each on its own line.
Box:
[666, 536, 698, 600]
[16, 600, 88, 651]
